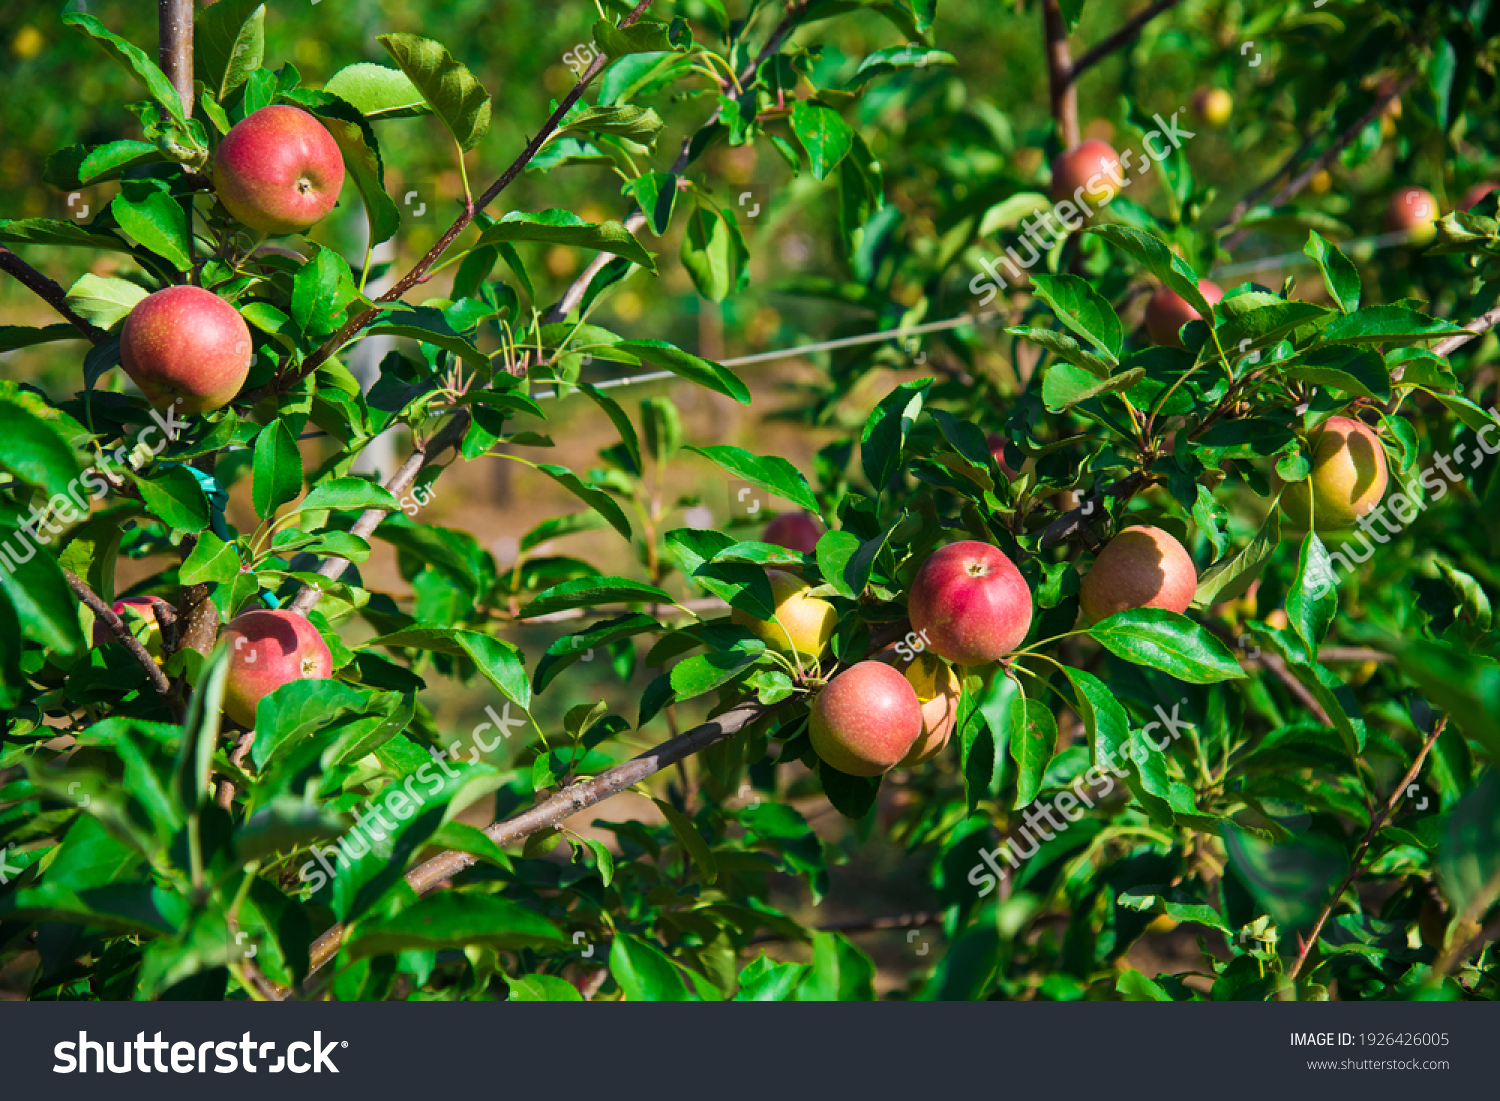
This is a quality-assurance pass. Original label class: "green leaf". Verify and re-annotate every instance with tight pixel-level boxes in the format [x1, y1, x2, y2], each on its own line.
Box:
[1009, 696, 1058, 808]
[63, 13, 187, 125]
[819, 757, 882, 819]
[1088, 609, 1246, 684]
[1005, 327, 1114, 378]
[111, 189, 191, 271]
[251, 421, 303, 519]
[580, 383, 641, 473]
[1117, 970, 1173, 1001]
[1224, 824, 1348, 932]
[0, 218, 129, 252]
[1304, 230, 1360, 313]
[367, 307, 489, 370]
[680, 204, 749, 302]
[1320, 307, 1466, 347]
[1193, 506, 1281, 608]
[194, 0, 264, 101]
[64, 273, 148, 331]
[562, 104, 665, 145]
[1438, 773, 1500, 919]
[519, 577, 673, 619]
[609, 932, 696, 1001]
[508, 973, 584, 1001]
[815, 529, 862, 599]
[476, 210, 656, 273]
[844, 45, 955, 87]
[363, 626, 529, 709]
[377, 33, 492, 151]
[861, 378, 930, 492]
[1288, 534, 1337, 655]
[593, 19, 678, 59]
[315, 110, 402, 247]
[0, 518, 86, 658]
[1042, 363, 1145, 412]
[790, 100, 855, 181]
[615, 339, 749, 404]
[324, 63, 431, 119]
[134, 464, 210, 533]
[0, 398, 82, 499]
[735, 955, 808, 1000]
[670, 650, 759, 700]
[345, 892, 565, 960]
[1027, 273, 1122, 361]
[1285, 347, 1391, 402]
[535, 464, 633, 540]
[300, 477, 402, 513]
[180, 531, 242, 586]
[1088, 224, 1210, 318]
[622, 171, 679, 236]
[175, 646, 230, 810]
[687, 445, 818, 510]
[534, 613, 659, 694]
[652, 797, 718, 883]
[796, 931, 876, 1000]
[291, 245, 358, 338]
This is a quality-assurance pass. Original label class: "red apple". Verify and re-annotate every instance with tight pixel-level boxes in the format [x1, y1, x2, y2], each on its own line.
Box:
[809, 660, 923, 776]
[222, 608, 334, 727]
[877, 648, 961, 767]
[1080, 525, 1198, 623]
[213, 105, 346, 235]
[120, 286, 253, 414]
[985, 433, 1018, 480]
[762, 511, 822, 554]
[908, 541, 1033, 665]
[1145, 280, 1224, 348]
[1461, 182, 1497, 212]
[92, 596, 163, 655]
[1050, 139, 1122, 205]
[1384, 186, 1438, 243]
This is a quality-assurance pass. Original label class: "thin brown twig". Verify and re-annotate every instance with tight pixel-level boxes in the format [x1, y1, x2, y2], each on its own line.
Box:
[1069, 0, 1180, 79]
[0, 248, 107, 344]
[291, 700, 774, 993]
[1042, 0, 1080, 149]
[1286, 716, 1448, 983]
[1429, 304, 1500, 360]
[63, 569, 181, 717]
[1223, 74, 1414, 251]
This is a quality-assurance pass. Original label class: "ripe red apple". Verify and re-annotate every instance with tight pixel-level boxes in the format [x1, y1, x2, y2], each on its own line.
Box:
[985, 433, 1018, 480]
[1384, 186, 1438, 244]
[1279, 416, 1389, 531]
[213, 105, 346, 235]
[222, 608, 334, 727]
[908, 541, 1033, 665]
[809, 660, 923, 776]
[762, 511, 822, 553]
[1460, 182, 1497, 212]
[120, 286, 253, 413]
[877, 648, 961, 767]
[730, 569, 836, 658]
[1145, 280, 1224, 348]
[1080, 525, 1198, 623]
[1050, 139, 1122, 205]
[92, 596, 163, 655]
[1191, 86, 1232, 128]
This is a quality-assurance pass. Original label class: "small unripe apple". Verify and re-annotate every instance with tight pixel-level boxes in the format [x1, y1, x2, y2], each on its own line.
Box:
[1191, 86, 1232, 128]
[985, 433, 1018, 480]
[1080, 525, 1198, 623]
[908, 541, 1033, 665]
[809, 660, 923, 776]
[213, 105, 346, 234]
[1279, 416, 1389, 531]
[120, 285, 253, 413]
[1050, 139, 1122, 205]
[1384, 186, 1438, 244]
[731, 569, 836, 658]
[1145, 280, 1223, 348]
[762, 511, 822, 554]
[222, 608, 334, 727]
[92, 597, 163, 655]
[1461, 182, 1498, 212]
[1309, 169, 1333, 195]
[877, 648, 961, 766]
